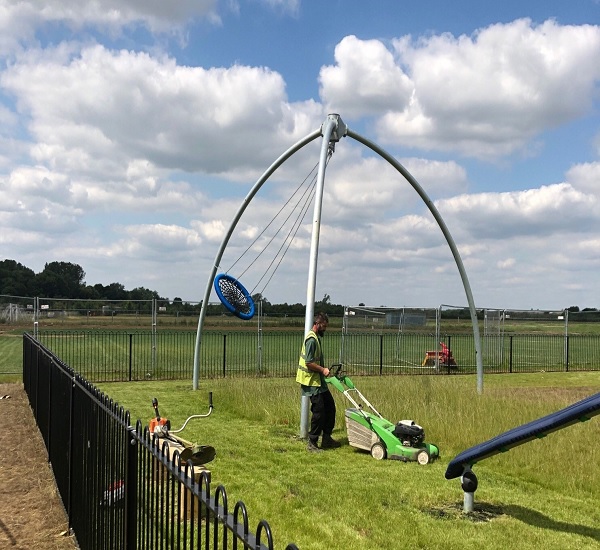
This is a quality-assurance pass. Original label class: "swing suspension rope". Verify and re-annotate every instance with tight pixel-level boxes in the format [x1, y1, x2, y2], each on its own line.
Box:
[214, 148, 332, 319]
[226, 151, 332, 297]
[247, 174, 317, 296]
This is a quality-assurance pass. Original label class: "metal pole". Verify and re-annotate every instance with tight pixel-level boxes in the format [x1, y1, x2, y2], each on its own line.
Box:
[300, 114, 346, 438]
[463, 491, 475, 514]
[435, 306, 441, 373]
[257, 299, 263, 374]
[193, 129, 322, 389]
[124, 426, 138, 549]
[128, 333, 133, 381]
[564, 308, 569, 371]
[460, 469, 478, 513]
[339, 306, 348, 365]
[34, 296, 39, 339]
[152, 298, 157, 375]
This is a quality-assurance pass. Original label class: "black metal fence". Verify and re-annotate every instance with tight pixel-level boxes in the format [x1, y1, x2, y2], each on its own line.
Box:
[23, 333, 299, 550]
[36, 330, 600, 383]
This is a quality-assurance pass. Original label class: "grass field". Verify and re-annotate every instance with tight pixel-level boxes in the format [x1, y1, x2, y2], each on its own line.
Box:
[0, 331, 22, 381]
[4, 327, 600, 548]
[98, 373, 600, 550]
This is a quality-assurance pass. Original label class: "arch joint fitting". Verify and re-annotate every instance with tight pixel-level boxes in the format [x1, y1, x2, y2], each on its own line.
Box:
[322, 113, 348, 142]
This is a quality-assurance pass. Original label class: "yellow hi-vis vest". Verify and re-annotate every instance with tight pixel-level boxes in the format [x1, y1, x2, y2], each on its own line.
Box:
[296, 330, 323, 386]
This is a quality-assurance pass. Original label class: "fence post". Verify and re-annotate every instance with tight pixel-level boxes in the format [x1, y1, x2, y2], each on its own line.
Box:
[124, 426, 138, 549]
[129, 334, 133, 382]
[46, 362, 53, 463]
[509, 335, 513, 373]
[223, 334, 227, 377]
[565, 335, 569, 372]
[67, 375, 75, 530]
[379, 335, 383, 375]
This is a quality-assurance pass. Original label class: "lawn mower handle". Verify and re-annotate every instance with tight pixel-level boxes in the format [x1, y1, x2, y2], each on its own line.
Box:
[330, 363, 344, 378]
[326, 364, 357, 392]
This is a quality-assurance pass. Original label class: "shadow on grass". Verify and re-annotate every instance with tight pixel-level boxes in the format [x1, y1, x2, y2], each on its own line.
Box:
[425, 501, 503, 523]
[505, 504, 600, 542]
[426, 500, 600, 543]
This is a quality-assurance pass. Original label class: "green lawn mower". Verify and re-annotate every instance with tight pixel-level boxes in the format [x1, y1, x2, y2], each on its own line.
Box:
[326, 364, 439, 464]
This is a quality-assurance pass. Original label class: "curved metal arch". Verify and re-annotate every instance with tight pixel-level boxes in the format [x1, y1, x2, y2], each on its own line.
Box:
[193, 116, 483, 395]
[346, 128, 483, 393]
[192, 128, 322, 389]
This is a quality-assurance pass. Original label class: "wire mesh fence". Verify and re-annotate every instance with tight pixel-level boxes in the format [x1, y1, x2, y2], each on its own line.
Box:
[6, 294, 600, 380]
[32, 329, 600, 383]
[0, 294, 207, 331]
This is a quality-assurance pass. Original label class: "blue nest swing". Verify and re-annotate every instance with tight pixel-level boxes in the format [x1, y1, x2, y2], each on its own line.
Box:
[214, 273, 255, 320]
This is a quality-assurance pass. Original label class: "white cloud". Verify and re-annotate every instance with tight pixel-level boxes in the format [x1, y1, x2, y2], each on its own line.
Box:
[319, 154, 468, 227]
[400, 158, 468, 197]
[319, 35, 413, 118]
[122, 223, 202, 252]
[193, 219, 226, 243]
[438, 183, 597, 239]
[387, 19, 600, 157]
[2, 45, 323, 179]
[319, 20, 600, 159]
[0, 0, 219, 52]
[497, 257, 516, 269]
[0, 226, 56, 249]
[565, 162, 600, 196]
[0, 166, 83, 235]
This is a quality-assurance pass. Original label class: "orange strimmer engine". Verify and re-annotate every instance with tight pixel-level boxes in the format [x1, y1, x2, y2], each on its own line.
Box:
[149, 397, 171, 436]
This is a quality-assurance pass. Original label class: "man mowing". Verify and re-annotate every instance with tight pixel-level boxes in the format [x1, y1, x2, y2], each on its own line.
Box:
[296, 312, 341, 452]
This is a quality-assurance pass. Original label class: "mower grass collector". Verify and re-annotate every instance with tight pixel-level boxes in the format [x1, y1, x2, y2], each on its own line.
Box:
[326, 365, 439, 464]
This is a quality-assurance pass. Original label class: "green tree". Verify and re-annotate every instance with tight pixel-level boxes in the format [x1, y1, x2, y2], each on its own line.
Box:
[104, 283, 128, 301]
[0, 260, 36, 296]
[36, 261, 86, 298]
[129, 287, 159, 301]
[80, 285, 101, 300]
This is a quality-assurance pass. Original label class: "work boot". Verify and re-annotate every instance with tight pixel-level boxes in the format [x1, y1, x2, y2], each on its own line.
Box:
[307, 440, 322, 453]
[321, 435, 341, 449]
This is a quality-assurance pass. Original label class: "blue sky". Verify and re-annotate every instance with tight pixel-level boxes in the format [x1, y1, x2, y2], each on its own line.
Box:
[1, 0, 600, 310]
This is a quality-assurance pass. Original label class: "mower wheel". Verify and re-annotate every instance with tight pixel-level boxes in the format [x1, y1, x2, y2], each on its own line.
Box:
[371, 442, 386, 460]
[416, 450, 430, 465]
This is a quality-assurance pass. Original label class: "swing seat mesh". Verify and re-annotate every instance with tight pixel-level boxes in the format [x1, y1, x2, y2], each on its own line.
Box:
[214, 273, 255, 320]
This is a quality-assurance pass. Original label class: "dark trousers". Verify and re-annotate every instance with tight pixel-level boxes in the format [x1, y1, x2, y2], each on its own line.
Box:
[308, 390, 336, 443]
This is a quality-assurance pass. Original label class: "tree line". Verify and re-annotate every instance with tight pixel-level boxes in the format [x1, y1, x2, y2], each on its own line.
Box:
[2, 259, 596, 318]
[0, 259, 162, 302]
[0, 259, 346, 316]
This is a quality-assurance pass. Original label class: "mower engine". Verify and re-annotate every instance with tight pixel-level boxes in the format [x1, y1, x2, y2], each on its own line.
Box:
[393, 420, 425, 448]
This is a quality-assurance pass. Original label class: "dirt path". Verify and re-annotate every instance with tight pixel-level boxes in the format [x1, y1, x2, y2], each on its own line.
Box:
[0, 383, 77, 549]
